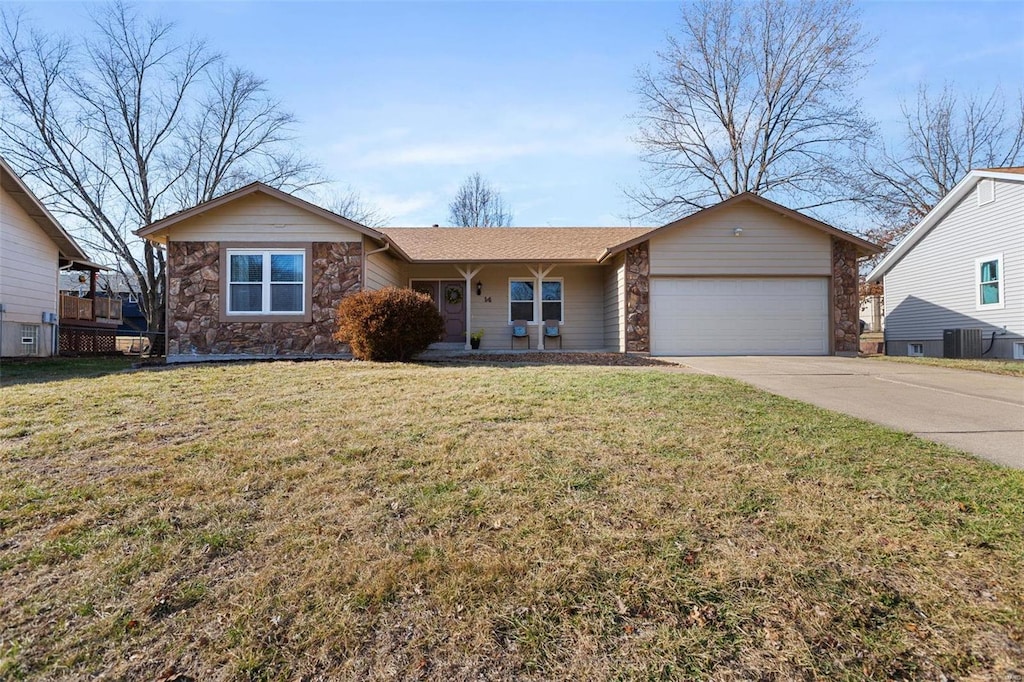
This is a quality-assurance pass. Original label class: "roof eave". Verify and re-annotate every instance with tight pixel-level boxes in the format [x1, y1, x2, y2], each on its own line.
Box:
[866, 169, 1023, 283]
[403, 257, 603, 265]
[0, 157, 91, 263]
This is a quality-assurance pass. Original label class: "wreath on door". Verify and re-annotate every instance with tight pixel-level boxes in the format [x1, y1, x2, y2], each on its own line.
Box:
[444, 286, 463, 305]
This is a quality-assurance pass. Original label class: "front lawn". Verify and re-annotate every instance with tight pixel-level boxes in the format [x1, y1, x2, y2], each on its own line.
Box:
[0, 356, 135, 386]
[871, 354, 1024, 377]
[1, 361, 1022, 680]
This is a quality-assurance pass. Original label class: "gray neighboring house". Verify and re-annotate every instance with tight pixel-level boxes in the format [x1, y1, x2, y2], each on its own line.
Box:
[867, 168, 1024, 359]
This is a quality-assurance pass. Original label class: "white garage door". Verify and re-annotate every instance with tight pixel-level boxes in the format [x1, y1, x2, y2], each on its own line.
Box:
[650, 277, 829, 355]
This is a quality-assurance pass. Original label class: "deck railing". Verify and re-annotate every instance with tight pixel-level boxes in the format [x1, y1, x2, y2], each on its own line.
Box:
[59, 294, 123, 322]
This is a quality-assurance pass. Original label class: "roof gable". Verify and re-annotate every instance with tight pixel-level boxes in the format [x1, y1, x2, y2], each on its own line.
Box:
[867, 170, 1024, 282]
[136, 182, 389, 245]
[602, 193, 881, 261]
[0, 156, 92, 264]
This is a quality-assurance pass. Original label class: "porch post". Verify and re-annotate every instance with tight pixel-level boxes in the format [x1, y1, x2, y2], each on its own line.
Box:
[528, 264, 555, 350]
[456, 265, 482, 350]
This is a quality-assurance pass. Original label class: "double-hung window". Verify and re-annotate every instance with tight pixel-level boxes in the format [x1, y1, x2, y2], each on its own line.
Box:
[227, 249, 305, 315]
[976, 255, 1003, 309]
[508, 279, 563, 323]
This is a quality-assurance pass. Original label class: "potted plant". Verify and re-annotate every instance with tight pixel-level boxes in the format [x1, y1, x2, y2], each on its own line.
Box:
[470, 329, 484, 349]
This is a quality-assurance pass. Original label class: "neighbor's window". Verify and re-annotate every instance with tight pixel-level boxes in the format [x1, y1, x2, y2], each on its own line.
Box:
[907, 343, 924, 357]
[1014, 342, 1024, 360]
[976, 255, 1003, 308]
[508, 279, 563, 323]
[227, 249, 305, 314]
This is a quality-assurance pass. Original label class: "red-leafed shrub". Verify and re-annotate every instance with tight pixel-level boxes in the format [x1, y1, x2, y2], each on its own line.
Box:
[335, 287, 444, 362]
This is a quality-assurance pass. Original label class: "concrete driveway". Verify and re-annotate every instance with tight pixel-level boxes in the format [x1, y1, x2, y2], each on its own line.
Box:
[673, 356, 1024, 469]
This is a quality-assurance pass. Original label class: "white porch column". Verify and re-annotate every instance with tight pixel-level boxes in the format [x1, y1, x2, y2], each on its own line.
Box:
[456, 265, 482, 350]
[528, 264, 555, 350]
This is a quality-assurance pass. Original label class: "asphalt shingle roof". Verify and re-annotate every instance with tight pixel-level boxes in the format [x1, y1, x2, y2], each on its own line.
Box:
[379, 227, 656, 262]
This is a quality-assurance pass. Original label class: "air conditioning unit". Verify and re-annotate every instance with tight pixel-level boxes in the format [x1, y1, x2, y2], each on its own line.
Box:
[42, 311, 58, 324]
[943, 328, 982, 359]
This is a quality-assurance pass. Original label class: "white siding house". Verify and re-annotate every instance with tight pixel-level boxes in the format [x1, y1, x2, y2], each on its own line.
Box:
[868, 169, 1024, 359]
[0, 158, 95, 357]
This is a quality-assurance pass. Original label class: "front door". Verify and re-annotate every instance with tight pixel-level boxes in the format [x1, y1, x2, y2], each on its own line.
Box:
[439, 281, 466, 342]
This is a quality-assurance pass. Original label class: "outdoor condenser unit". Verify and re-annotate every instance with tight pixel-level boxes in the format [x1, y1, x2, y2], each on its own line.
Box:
[943, 328, 982, 359]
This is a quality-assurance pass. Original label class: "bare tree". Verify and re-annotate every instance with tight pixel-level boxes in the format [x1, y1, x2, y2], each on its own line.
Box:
[0, 3, 317, 337]
[324, 187, 390, 228]
[448, 172, 513, 227]
[632, 0, 875, 219]
[859, 83, 1024, 251]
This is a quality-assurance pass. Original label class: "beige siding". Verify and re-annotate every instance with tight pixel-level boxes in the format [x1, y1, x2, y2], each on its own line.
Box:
[404, 264, 608, 350]
[649, 203, 832, 276]
[0, 184, 58, 356]
[364, 245, 406, 290]
[166, 193, 363, 242]
[603, 255, 625, 352]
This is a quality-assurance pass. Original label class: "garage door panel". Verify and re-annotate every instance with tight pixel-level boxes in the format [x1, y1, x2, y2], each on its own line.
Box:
[650, 277, 828, 355]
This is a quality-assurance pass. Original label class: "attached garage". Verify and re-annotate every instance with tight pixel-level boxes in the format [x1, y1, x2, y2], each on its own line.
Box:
[603, 193, 881, 357]
[650, 277, 829, 355]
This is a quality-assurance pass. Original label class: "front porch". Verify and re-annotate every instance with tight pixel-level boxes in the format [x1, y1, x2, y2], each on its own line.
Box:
[404, 263, 611, 352]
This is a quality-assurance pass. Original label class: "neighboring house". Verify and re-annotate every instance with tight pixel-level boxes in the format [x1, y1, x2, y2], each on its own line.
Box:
[136, 184, 880, 363]
[860, 293, 884, 332]
[60, 271, 148, 334]
[0, 157, 118, 357]
[867, 168, 1024, 359]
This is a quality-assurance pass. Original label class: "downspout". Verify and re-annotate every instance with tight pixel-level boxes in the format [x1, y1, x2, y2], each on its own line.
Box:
[363, 240, 391, 293]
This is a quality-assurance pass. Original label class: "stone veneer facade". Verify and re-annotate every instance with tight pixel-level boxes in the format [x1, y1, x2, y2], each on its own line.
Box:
[831, 236, 860, 355]
[625, 241, 650, 353]
[167, 241, 361, 356]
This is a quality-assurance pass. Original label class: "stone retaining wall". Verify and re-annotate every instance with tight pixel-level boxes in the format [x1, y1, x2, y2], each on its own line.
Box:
[167, 241, 361, 356]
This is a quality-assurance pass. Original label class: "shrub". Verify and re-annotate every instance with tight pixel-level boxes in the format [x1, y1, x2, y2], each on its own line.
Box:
[335, 287, 444, 362]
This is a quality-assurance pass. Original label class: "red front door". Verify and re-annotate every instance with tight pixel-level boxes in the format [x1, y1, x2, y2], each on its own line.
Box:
[440, 281, 466, 342]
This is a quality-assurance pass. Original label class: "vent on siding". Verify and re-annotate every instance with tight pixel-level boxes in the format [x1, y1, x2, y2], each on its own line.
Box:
[977, 178, 995, 206]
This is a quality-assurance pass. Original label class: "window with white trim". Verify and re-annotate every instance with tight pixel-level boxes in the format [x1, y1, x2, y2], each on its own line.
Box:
[227, 249, 305, 315]
[508, 279, 563, 323]
[1014, 342, 1024, 360]
[907, 343, 924, 357]
[976, 255, 1003, 309]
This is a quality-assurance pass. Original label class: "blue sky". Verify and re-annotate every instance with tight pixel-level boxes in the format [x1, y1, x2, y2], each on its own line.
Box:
[18, 1, 1024, 229]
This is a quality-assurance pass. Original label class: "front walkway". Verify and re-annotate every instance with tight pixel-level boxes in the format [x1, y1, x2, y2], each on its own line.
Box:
[674, 356, 1024, 469]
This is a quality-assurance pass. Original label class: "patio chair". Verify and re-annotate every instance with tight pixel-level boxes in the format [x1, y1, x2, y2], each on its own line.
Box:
[543, 320, 561, 349]
[511, 320, 530, 349]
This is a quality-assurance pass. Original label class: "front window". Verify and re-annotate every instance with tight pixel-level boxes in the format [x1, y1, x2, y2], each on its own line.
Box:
[976, 255, 1003, 309]
[227, 250, 305, 315]
[542, 280, 563, 322]
[509, 280, 534, 321]
[509, 279, 563, 323]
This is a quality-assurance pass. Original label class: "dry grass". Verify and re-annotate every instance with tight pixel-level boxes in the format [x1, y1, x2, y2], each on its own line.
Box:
[871, 355, 1024, 377]
[1, 360, 1022, 681]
